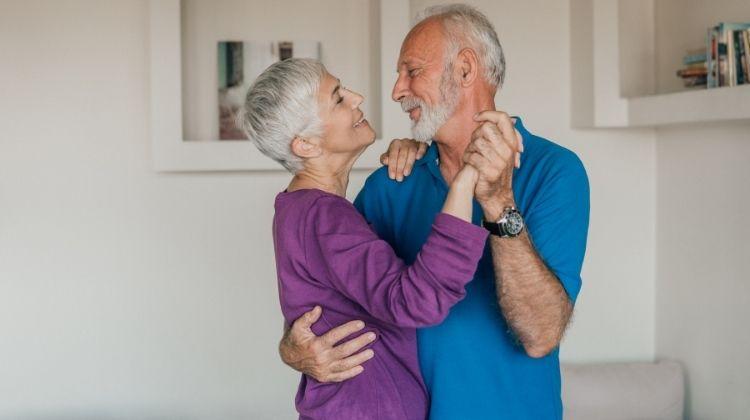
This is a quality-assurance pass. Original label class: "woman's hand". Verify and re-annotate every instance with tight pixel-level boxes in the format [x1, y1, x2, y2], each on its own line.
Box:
[380, 139, 428, 182]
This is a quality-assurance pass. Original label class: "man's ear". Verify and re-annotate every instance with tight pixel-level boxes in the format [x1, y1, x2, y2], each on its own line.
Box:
[456, 47, 479, 87]
[290, 136, 322, 159]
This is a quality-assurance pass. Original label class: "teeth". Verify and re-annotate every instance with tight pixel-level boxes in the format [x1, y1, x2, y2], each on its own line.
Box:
[353, 117, 365, 127]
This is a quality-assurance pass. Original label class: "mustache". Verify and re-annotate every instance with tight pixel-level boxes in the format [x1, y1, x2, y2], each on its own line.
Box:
[400, 96, 425, 113]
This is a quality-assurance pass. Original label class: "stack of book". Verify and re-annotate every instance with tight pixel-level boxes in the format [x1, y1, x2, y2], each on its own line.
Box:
[707, 22, 750, 88]
[677, 48, 707, 88]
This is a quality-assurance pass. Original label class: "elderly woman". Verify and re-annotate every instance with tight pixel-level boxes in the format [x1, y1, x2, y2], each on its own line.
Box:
[240, 58, 487, 420]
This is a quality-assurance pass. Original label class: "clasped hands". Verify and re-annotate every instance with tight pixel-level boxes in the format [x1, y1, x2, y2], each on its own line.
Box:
[382, 110, 523, 218]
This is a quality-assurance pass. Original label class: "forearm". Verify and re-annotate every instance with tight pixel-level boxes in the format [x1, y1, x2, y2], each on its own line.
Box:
[368, 214, 487, 327]
[489, 231, 572, 357]
[441, 169, 476, 222]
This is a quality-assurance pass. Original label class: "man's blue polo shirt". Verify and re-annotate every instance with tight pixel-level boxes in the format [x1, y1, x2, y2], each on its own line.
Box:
[353, 118, 590, 419]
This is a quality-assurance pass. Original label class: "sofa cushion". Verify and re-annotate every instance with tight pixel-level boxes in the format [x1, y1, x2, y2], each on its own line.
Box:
[562, 360, 684, 420]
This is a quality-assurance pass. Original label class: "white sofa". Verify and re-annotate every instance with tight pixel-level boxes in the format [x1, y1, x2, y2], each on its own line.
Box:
[562, 360, 685, 420]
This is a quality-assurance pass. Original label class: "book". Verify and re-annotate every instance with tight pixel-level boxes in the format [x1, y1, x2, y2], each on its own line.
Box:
[683, 52, 707, 65]
[718, 38, 728, 86]
[744, 31, 747, 85]
[728, 29, 735, 86]
[677, 68, 708, 77]
[718, 23, 750, 86]
[707, 27, 718, 88]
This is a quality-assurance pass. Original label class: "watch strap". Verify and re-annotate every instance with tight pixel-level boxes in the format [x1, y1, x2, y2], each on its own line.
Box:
[482, 218, 507, 237]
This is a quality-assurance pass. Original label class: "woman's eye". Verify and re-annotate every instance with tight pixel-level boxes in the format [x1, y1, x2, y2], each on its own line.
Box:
[336, 95, 344, 104]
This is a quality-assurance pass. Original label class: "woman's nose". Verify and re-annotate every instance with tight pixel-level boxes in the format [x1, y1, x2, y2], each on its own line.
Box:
[351, 92, 364, 108]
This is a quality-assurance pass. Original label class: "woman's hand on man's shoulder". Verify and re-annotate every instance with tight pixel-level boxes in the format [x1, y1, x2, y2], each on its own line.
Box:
[380, 139, 428, 182]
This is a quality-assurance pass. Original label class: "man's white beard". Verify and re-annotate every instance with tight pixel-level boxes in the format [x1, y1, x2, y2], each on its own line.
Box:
[401, 71, 460, 142]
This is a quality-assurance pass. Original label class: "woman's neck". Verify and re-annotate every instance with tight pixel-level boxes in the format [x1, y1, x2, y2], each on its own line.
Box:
[288, 165, 350, 197]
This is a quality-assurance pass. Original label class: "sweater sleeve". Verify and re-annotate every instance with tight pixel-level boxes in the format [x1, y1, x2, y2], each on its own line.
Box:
[305, 195, 488, 328]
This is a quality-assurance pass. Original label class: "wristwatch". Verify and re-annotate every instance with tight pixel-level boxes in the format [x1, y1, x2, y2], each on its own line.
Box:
[482, 207, 525, 238]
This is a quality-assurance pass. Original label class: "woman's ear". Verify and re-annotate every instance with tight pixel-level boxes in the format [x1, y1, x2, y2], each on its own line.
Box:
[290, 136, 322, 159]
[456, 47, 479, 87]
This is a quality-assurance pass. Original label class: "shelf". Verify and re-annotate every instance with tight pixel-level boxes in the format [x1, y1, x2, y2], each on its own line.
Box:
[570, 0, 750, 128]
[628, 85, 750, 127]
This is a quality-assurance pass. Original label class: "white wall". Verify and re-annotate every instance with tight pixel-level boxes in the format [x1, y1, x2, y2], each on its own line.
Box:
[655, 121, 750, 420]
[652, 3, 750, 418]
[0, 0, 656, 418]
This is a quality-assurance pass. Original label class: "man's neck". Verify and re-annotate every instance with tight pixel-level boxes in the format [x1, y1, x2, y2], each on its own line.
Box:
[434, 93, 496, 184]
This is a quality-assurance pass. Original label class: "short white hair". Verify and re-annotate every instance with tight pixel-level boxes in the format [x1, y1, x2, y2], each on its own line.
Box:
[415, 4, 506, 89]
[239, 58, 325, 173]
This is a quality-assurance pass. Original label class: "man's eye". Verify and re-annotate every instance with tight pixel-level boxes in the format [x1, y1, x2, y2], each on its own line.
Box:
[337, 95, 344, 104]
[408, 69, 419, 77]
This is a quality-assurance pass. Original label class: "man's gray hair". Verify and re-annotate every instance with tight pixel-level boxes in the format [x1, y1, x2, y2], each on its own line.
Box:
[415, 4, 506, 89]
[239, 58, 326, 173]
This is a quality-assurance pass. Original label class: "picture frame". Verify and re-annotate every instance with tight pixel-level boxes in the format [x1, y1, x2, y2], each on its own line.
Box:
[149, 0, 411, 172]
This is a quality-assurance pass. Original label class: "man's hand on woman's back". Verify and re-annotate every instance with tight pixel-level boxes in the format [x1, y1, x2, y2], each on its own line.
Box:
[279, 306, 377, 383]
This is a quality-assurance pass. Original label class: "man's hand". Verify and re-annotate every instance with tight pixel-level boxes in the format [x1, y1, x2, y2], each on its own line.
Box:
[380, 138, 428, 182]
[279, 306, 377, 383]
[463, 111, 524, 220]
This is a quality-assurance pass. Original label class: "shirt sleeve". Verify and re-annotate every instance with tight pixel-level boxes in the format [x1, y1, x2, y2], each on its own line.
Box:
[524, 152, 590, 303]
[306, 196, 488, 328]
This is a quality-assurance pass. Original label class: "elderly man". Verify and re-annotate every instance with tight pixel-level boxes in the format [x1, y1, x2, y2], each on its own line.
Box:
[278, 4, 589, 419]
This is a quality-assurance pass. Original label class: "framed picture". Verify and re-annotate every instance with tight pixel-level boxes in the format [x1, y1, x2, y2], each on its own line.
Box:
[149, 0, 411, 172]
[218, 40, 321, 140]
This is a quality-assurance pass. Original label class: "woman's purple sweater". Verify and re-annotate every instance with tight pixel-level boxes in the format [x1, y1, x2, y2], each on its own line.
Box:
[273, 189, 488, 419]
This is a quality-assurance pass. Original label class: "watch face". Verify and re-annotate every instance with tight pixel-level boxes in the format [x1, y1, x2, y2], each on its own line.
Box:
[504, 211, 525, 235]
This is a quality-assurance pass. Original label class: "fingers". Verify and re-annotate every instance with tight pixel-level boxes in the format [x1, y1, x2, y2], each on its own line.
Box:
[469, 110, 522, 172]
[293, 305, 322, 331]
[416, 141, 428, 159]
[384, 139, 423, 181]
[471, 136, 503, 164]
[395, 147, 410, 181]
[332, 348, 375, 373]
[388, 148, 398, 179]
[463, 150, 493, 176]
[402, 147, 417, 179]
[320, 319, 366, 347]
[333, 330, 377, 358]
[473, 111, 520, 150]
[326, 365, 365, 383]
[386, 139, 408, 179]
[471, 124, 515, 163]
[517, 129, 524, 165]
[474, 110, 512, 127]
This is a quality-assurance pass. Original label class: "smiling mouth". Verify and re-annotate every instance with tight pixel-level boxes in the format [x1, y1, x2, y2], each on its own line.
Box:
[407, 106, 421, 120]
[353, 116, 367, 128]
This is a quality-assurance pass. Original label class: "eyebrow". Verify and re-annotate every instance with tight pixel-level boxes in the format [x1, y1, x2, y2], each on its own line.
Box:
[397, 58, 422, 73]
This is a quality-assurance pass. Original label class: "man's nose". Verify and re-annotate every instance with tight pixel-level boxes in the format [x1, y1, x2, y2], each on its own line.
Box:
[391, 72, 409, 102]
